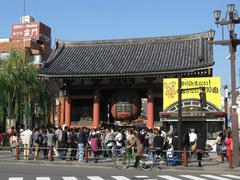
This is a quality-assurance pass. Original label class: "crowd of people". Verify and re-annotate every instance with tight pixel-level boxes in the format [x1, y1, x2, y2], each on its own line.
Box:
[6, 125, 233, 167]
[7, 126, 177, 162]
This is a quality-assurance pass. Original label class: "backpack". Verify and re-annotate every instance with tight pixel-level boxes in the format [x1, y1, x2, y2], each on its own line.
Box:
[36, 133, 43, 144]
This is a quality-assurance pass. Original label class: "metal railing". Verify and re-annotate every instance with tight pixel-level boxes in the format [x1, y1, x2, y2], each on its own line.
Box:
[0, 145, 232, 168]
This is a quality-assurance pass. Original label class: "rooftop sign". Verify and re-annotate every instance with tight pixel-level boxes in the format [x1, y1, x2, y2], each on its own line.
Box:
[163, 77, 221, 111]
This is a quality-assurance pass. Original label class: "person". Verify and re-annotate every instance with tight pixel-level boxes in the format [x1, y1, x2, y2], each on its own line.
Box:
[104, 128, 114, 158]
[153, 129, 164, 159]
[89, 132, 101, 163]
[189, 129, 197, 152]
[114, 128, 123, 156]
[69, 128, 77, 161]
[77, 127, 87, 162]
[9, 126, 16, 138]
[32, 128, 41, 160]
[9, 131, 18, 158]
[54, 126, 62, 157]
[21, 127, 32, 160]
[225, 131, 232, 162]
[172, 131, 178, 157]
[61, 126, 69, 160]
[127, 131, 144, 168]
[41, 128, 48, 160]
[215, 131, 225, 162]
[145, 129, 154, 155]
[9, 126, 17, 152]
[183, 128, 191, 159]
[196, 133, 205, 167]
[0, 132, 3, 146]
[46, 128, 55, 160]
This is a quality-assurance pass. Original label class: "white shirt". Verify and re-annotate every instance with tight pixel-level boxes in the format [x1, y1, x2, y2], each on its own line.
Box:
[21, 129, 33, 145]
[115, 132, 123, 147]
[189, 132, 197, 143]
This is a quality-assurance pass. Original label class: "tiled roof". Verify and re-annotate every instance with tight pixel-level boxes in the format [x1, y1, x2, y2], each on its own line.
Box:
[39, 32, 214, 78]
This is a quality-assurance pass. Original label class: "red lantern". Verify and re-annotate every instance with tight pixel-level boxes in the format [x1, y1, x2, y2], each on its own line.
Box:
[111, 90, 141, 121]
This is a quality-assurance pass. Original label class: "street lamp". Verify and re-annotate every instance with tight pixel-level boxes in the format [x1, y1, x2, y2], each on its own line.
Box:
[209, 4, 240, 167]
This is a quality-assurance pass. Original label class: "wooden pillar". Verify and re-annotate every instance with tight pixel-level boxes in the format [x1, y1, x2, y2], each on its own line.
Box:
[93, 91, 100, 128]
[65, 99, 71, 128]
[147, 90, 154, 129]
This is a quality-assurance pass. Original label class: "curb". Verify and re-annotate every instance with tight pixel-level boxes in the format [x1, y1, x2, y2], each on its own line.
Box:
[0, 160, 238, 174]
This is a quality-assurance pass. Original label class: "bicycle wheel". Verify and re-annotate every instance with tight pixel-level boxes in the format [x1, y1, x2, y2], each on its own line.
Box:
[138, 154, 154, 171]
[114, 153, 130, 169]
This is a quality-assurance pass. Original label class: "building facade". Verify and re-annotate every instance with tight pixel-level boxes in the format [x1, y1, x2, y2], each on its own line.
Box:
[39, 31, 223, 141]
[0, 15, 52, 67]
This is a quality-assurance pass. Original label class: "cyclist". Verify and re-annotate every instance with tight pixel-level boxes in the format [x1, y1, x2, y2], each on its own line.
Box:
[127, 131, 144, 168]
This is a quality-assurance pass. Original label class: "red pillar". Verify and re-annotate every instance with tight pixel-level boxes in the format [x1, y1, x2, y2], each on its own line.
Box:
[93, 91, 100, 128]
[65, 99, 71, 128]
[147, 91, 154, 129]
[59, 97, 65, 127]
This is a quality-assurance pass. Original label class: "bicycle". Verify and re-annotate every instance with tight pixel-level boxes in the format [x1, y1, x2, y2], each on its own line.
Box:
[114, 148, 154, 170]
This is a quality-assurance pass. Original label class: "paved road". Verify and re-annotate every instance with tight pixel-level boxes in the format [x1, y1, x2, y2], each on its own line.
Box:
[1, 162, 240, 180]
[7, 174, 240, 180]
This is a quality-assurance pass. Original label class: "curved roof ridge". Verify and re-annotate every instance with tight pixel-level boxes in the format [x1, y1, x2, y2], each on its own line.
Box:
[56, 31, 209, 47]
[39, 31, 213, 78]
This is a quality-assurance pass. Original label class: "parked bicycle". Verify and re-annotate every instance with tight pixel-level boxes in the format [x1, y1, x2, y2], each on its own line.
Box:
[114, 148, 154, 170]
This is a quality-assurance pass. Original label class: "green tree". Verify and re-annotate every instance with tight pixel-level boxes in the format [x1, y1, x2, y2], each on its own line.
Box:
[0, 50, 54, 130]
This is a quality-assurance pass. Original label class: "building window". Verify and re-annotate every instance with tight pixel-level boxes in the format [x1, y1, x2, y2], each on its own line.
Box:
[207, 121, 224, 139]
[32, 55, 42, 64]
[0, 52, 10, 64]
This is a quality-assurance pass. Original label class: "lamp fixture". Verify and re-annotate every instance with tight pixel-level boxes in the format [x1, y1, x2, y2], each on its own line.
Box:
[214, 10, 221, 22]
[208, 29, 215, 41]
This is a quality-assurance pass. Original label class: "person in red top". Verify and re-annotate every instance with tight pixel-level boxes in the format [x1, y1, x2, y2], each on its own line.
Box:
[9, 126, 17, 148]
[225, 131, 232, 162]
[9, 126, 16, 138]
[0, 132, 3, 146]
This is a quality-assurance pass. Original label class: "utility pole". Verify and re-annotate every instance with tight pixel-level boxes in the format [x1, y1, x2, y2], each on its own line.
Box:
[209, 4, 240, 167]
[177, 77, 182, 162]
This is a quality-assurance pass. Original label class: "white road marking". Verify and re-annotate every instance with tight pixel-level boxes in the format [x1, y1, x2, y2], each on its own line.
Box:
[135, 176, 149, 178]
[87, 176, 105, 180]
[9, 178, 23, 180]
[180, 175, 208, 180]
[158, 175, 182, 180]
[222, 175, 240, 179]
[36, 178, 51, 180]
[201, 175, 231, 180]
[112, 176, 131, 180]
[62, 177, 78, 180]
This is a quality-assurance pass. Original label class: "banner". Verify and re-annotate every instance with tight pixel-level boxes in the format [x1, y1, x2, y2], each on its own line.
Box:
[163, 77, 221, 111]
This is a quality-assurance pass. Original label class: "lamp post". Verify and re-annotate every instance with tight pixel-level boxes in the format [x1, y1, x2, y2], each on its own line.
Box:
[209, 4, 240, 167]
[177, 77, 207, 162]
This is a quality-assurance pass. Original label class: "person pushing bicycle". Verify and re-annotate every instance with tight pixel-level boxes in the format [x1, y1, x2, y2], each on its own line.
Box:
[127, 131, 144, 168]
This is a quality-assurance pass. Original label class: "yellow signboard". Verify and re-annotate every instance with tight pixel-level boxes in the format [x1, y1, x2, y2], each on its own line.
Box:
[163, 77, 221, 110]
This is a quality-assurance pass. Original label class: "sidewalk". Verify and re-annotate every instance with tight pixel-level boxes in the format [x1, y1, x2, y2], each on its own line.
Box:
[0, 148, 238, 173]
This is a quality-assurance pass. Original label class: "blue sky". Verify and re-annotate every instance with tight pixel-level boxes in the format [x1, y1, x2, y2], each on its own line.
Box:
[1, 0, 240, 89]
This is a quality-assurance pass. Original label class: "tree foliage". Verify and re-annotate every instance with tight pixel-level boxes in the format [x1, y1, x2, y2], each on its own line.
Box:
[0, 50, 54, 129]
